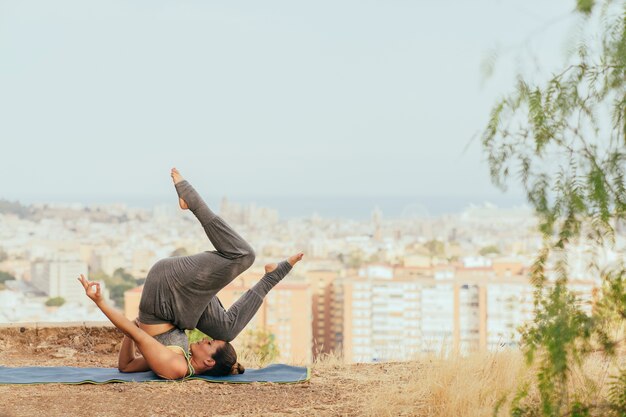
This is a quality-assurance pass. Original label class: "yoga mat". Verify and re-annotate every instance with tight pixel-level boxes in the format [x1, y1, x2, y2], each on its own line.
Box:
[0, 364, 310, 385]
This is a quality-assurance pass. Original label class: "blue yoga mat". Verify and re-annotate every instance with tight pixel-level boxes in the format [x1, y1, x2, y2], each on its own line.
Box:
[0, 364, 310, 385]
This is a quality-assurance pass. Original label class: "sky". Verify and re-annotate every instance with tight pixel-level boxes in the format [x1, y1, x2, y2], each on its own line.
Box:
[0, 0, 583, 215]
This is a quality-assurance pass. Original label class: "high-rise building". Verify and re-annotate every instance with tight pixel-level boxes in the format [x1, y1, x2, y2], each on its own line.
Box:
[340, 263, 599, 362]
[484, 277, 596, 349]
[307, 268, 340, 358]
[484, 279, 534, 348]
[31, 259, 89, 304]
[420, 281, 454, 354]
[342, 276, 422, 363]
[455, 283, 481, 354]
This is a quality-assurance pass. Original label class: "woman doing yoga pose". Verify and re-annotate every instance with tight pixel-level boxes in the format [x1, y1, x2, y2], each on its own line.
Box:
[78, 168, 303, 380]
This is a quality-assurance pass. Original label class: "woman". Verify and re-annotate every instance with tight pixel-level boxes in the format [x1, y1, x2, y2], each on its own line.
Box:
[78, 168, 303, 380]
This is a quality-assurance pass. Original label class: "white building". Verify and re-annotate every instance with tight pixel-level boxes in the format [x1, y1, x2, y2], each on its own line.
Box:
[31, 259, 89, 304]
[421, 283, 455, 353]
[344, 278, 422, 362]
[485, 281, 535, 348]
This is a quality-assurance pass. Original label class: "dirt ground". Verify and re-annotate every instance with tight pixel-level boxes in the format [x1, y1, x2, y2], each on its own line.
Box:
[0, 325, 416, 417]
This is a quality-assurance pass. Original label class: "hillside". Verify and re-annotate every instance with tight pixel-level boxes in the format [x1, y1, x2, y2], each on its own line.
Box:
[0, 323, 617, 417]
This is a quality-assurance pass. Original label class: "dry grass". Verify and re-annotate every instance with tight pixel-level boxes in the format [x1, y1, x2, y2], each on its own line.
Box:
[355, 350, 526, 417]
[353, 349, 624, 417]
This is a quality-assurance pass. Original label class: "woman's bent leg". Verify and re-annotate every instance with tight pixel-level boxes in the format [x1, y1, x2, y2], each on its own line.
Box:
[196, 260, 293, 342]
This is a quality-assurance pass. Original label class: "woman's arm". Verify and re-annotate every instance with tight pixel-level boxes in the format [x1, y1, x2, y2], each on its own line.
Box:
[118, 335, 150, 373]
[78, 275, 187, 379]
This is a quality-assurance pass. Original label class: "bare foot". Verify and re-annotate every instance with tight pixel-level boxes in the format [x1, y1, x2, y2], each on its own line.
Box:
[170, 167, 188, 210]
[264, 253, 304, 273]
[171, 167, 185, 184]
[288, 252, 304, 266]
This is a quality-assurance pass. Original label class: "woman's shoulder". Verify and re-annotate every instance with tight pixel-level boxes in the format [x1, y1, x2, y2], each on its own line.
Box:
[165, 345, 187, 356]
[155, 349, 191, 380]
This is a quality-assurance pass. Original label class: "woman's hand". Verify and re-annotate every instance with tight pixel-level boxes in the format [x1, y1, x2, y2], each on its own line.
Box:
[77, 274, 104, 304]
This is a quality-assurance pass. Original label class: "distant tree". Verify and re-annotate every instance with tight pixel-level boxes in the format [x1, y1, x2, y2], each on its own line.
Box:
[447, 255, 460, 263]
[367, 251, 384, 263]
[45, 297, 65, 307]
[0, 248, 7, 263]
[94, 269, 138, 308]
[109, 282, 135, 309]
[241, 329, 280, 365]
[170, 247, 188, 257]
[479, 245, 501, 256]
[0, 199, 29, 218]
[483, 1, 625, 415]
[424, 239, 445, 258]
[346, 250, 365, 268]
[113, 268, 136, 285]
[0, 271, 16, 284]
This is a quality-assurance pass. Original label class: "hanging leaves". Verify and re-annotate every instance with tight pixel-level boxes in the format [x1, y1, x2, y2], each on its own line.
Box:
[482, 1, 626, 415]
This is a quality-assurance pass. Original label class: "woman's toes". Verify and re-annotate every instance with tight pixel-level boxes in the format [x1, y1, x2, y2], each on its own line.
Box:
[288, 253, 304, 266]
[171, 167, 184, 184]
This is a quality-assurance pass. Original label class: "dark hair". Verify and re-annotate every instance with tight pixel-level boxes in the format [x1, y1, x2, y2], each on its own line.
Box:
[203, 342, 245, 376]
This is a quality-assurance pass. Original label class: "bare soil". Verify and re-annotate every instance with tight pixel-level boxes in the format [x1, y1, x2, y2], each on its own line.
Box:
[0, 325, 415, 417]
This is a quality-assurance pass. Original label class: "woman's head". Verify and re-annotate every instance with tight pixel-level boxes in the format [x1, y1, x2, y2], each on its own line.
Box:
[191, 338, 245, 376]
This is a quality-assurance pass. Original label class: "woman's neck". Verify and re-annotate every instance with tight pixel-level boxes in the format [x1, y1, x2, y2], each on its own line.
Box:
[190, 355, 203, 374]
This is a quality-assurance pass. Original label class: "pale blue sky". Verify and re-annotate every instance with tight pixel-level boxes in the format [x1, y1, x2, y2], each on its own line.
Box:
[0, 0, 579, 210]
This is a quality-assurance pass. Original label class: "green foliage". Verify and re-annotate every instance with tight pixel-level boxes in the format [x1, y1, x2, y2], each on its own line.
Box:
[576, 0, 596, 15]
[424, 239, 446, 258]
[479, 245, 501, 256]
[45, 296, 65, 307]
[93, 268, 137, 308]
[186, 328, 212, 344]
[0, 271, 16, 284]
[340, 250, 365, 268]
[241, 328, 280, 365]
[112, 268, 135, 284]
[110, 283, 135, 308]
[518, 282, 595, 415]
[607, 368, 626, 413]
[482, 1, 626, 415]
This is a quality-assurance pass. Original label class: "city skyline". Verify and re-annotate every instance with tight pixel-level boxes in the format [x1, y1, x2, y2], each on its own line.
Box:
[1, 190, 531, 220]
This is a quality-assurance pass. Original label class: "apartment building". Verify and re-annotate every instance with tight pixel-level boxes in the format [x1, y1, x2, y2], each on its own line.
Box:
[31, 258, 88, 304]
[338, 262, 598, 362]
[342, 276, 423, 362]
[307, 268, 340, 358]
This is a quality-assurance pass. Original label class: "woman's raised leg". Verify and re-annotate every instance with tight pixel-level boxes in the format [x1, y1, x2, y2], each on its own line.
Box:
[171, 168, 255, 264]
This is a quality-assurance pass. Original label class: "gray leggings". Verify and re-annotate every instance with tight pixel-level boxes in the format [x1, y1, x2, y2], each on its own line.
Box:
[138, 180, 292, 342]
